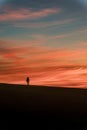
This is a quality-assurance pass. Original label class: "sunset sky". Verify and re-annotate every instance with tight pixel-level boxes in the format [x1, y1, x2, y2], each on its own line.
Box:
[0, 0, 87, 88]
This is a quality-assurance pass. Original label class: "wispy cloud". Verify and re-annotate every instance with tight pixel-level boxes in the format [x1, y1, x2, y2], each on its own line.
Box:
[30, 32, 75, 42]
[78, 28, 87, 33]
[0, 39, 87, 87]
[5, 0, 87, 15]
[13, 18, 75, 28]
[0, 8, 60, 21]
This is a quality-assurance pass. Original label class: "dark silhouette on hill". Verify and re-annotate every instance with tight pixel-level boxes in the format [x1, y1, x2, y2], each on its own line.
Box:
[26, 77, 30, 86]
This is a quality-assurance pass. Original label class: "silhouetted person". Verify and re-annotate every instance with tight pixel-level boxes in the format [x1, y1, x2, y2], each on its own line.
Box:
[26, 77, 30, 86]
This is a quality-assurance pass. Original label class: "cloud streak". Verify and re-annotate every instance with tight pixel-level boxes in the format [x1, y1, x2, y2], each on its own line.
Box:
[5, 0, 86, 12]
[0, 8, 59, 21]
[13, 18, 75, 28]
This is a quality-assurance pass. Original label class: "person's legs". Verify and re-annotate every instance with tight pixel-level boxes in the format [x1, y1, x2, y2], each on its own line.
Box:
[27, 81, 29, 86]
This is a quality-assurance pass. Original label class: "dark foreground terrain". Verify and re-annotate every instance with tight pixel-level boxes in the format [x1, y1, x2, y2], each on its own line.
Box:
[0, 83, 87, 129]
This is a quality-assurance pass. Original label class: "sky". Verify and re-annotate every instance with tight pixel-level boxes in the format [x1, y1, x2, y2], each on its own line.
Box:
[0, 0, 87, 88]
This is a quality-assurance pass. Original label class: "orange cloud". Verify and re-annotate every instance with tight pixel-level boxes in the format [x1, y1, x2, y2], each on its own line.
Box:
[0, 8, 59, 21]
[0, 40, 87, 88]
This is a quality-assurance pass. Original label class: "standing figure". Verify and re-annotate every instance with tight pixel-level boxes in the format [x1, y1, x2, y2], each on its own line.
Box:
[26, 77, 30, 86]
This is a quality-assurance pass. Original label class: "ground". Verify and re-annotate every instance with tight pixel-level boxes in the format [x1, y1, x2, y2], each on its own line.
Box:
[0, 83, 87, 129]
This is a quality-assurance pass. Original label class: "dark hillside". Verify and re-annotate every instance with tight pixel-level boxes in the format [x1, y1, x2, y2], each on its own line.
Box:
[0, 83, 87, 129]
